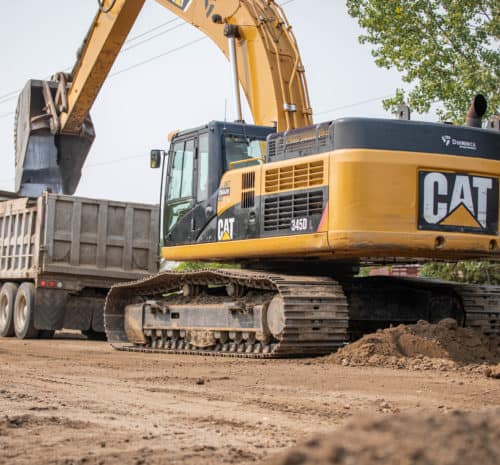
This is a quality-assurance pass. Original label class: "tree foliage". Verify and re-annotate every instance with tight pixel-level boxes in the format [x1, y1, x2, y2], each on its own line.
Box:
[346, 0, 499, 122]
[174, 261, 239, 272]
[421, 261, 500, 284]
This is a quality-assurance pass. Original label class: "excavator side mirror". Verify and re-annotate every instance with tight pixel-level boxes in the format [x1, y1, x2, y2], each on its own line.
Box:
[150, 150, 164, 169]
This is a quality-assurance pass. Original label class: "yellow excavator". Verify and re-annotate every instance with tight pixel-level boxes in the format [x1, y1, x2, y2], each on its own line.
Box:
[15, 0, 499, 356]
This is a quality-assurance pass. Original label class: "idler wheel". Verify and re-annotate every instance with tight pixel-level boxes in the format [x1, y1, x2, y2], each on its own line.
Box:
[225, 282, 246, 297]
[182, 283, 201, 297]
[265, 296, 285, 339]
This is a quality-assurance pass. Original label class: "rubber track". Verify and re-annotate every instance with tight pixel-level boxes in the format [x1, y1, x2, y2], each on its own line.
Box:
[453, 283, 500, 337]
[104, 269, 349, 358]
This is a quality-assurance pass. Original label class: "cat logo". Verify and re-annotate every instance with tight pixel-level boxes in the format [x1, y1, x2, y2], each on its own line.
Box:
[217, 217, 235, 241]
[418, 171, 499, 235]
[166, 0, 192, 11]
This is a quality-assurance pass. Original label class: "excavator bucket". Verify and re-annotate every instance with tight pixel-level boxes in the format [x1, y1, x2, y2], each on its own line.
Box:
[14, 80, 95, 197]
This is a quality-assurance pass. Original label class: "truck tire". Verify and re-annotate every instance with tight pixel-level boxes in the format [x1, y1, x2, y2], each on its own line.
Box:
[0, 283, 18, 337]
[14, 283, 39, 339]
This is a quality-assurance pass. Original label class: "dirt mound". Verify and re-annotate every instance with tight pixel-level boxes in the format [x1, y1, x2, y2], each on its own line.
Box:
[328, 319, 500, 371]
[264, 409, 500, 465]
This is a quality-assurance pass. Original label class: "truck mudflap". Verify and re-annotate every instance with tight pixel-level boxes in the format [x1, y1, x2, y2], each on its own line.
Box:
[34, 289, 105, 332]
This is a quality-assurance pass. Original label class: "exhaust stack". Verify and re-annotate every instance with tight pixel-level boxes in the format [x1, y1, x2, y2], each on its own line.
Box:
[465, 94, 487, 128]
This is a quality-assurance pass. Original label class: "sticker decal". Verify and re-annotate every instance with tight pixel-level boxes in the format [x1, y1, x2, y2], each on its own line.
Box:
[291, 217, 309, 232]
[218, 187, 231, 197]
[166, 0, 217, 17]
[441, 134, 477, 151]
[418, 171, 499, 235]
[217, 217, 235, 241]
[165, 0, 192, 11]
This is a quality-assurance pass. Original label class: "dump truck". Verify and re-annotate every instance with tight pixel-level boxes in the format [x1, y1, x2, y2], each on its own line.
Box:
[0, 191, 158, 339]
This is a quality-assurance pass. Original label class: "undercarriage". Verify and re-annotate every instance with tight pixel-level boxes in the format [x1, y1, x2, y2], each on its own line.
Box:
[104, 269, 500, 358]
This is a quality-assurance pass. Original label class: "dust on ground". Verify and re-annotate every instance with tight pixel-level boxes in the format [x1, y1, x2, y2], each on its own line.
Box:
[327, 319, 500, 375]
[264, 409, 500, 465]
[0, 326, 499, 465]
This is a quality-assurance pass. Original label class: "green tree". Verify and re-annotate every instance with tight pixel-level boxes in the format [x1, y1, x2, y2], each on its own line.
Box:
[175, 261, 239, 272]
[346, 0, 499, 122]
[421, 261, 500, 284]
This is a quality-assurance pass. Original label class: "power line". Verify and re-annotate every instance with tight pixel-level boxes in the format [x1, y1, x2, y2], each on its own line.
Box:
[124, 18, 181, 45]
[0, 154, 148, 184]
[84, 154, 146, 168]
[0, 66, 71, 106]
[0, 88, 396, 123]
[0, 90, 19, 102]
[0, 0, 296, 105]
[0, 95, 19, 106]
[110, 36, 207, 77]
[122, 23, 187, 53]
[0, 19, 184, 106]
[314, 94, 393, 117]
[0, 35, 207, 122]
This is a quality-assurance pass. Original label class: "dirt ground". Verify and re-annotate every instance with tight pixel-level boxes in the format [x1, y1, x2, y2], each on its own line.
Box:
[0, 335, 499, 465]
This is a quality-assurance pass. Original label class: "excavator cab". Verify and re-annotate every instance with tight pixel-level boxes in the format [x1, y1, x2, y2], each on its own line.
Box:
[157, 121, 275, 248]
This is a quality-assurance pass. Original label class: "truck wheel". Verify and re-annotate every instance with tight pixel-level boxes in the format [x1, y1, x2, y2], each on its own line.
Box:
[0, 283, 18, 337]
[14, 283, 39, 339]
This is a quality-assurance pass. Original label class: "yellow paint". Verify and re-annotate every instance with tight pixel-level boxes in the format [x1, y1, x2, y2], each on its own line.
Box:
[217, 166, 263, 216]
[61, 0, 312, 134]
[163, 148, 500, 263]
[61, 0, 146, 132]
[440, 205, 481, 228]
[263, 154, 329, 194]
[328, 149, 498, 232]
[162, 233, 331, 261]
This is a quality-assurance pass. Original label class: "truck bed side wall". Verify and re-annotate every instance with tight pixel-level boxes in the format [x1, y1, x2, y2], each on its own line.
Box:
[40, 193, 159, 281]
[1, 193, 159, 332]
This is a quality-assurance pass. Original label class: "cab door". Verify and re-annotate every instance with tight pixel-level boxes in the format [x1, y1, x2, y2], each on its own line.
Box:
[163, 138, 195, 246]
[191, 132, 217, 241]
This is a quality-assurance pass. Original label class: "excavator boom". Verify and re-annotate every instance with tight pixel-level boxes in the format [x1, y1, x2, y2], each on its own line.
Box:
[15, 0, 312, 196]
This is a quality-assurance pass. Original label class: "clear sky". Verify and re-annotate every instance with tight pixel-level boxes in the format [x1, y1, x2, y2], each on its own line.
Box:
[0, 0, 408, 204]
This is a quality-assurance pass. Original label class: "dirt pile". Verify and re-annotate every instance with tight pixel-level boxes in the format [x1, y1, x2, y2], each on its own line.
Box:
[328, 319, 500, 372]
[264, 409, 500, 465]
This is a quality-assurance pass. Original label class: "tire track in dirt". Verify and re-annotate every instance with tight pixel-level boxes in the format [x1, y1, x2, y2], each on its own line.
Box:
[0, 337, 498, 465]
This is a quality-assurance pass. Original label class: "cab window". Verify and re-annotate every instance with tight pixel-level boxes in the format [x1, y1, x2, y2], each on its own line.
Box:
[223, 135, 266, 170]
[197, 133, 209, 201]
[164, 138, 195, 235]
[168, 139, 194, 201]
